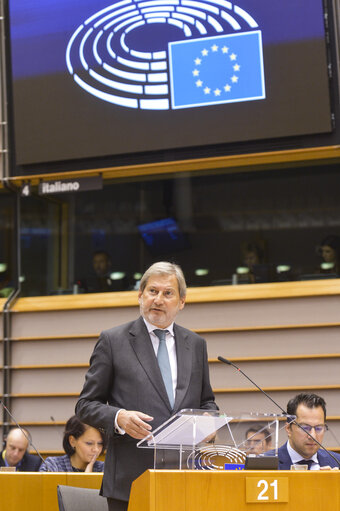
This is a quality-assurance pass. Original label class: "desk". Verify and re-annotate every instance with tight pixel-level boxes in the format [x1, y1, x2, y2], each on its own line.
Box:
[129, 470, 340, 511]
[1, 472, 103, 511]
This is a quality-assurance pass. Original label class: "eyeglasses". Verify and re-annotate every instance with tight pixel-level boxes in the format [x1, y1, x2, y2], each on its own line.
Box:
[246, 439, 264, 445]
[294, 423, 328, 434]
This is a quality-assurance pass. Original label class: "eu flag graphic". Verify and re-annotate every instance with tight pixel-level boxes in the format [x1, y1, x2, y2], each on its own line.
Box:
[169, 31, 265, 109]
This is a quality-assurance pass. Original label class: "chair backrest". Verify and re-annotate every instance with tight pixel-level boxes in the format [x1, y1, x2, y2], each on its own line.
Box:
[57, 485, 108, 511]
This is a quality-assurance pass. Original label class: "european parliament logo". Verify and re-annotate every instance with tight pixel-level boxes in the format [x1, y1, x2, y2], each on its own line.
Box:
[66, 1, 266, 111]
[169, 31, 265, 109]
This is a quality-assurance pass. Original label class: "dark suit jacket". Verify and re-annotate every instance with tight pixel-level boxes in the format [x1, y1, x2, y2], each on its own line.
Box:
[266, 442, 340, 469]
[0, 450, 42, 471]
[76, 316, 217, 501]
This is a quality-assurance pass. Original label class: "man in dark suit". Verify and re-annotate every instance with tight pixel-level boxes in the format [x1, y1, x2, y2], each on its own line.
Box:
[0, 428, 41, 471]
[76, 261, 217, 511]
[245, 424, 272, 455]
[267, 393, 340, 470]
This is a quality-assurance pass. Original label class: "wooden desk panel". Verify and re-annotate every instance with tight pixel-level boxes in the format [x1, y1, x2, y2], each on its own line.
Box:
[9, 279, 340, 312]
[0, 472, 103, 511]
[129, 470, 340, 511]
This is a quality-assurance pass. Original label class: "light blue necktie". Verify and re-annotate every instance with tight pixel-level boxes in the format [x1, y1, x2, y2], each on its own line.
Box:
[153, 329, 174, 408]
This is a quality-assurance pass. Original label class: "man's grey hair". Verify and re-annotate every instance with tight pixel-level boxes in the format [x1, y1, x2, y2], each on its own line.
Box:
[139, 261, 187, 299]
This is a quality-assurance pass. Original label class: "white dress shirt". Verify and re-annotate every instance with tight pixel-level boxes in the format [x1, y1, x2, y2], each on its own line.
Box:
[287, 440, 320, 470]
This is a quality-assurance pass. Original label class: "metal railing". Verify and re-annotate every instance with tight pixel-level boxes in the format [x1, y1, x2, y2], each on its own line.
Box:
[0, 0, 9, 179]
[0, 0, 21, 439]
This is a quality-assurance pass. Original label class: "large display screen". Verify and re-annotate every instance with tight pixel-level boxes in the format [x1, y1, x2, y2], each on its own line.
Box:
[7, 0, 334, 168]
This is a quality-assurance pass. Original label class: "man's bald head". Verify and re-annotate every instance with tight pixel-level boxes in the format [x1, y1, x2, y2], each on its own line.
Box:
[5, 428, 30, 467]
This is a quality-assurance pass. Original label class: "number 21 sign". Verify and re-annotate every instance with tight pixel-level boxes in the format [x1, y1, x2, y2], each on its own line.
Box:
[246, 477, 289, 503]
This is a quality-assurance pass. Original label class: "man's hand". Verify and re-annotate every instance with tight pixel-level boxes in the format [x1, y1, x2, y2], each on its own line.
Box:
[117, 410, 154, 439]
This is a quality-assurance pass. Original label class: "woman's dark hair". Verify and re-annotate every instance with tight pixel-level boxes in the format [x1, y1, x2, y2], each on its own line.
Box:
[63, 415, 106, 456]
[320, 235, 340, 259]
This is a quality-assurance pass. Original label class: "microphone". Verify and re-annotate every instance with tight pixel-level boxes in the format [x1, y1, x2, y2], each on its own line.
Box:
[0, 399, 48, 471]
[217, 356, 340, 468]
[217, 356, 288, 415]
[50, 415, 63, 438]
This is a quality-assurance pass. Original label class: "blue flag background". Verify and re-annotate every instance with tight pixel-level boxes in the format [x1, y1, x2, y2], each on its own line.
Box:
[169, 30, 265, 109]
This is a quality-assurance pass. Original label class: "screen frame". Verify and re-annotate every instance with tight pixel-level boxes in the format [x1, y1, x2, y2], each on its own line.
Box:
[3, 0, 340, 177]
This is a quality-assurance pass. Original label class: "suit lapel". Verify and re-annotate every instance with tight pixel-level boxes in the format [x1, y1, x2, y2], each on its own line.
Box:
[279, 443, 292, 469]
[317, 451, 325, 467]
[173, 324, 192, 411]
[317, 449, 337, 468]
[129, 317, 172, 410]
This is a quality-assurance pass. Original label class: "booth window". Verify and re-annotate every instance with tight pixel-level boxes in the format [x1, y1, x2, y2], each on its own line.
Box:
[17, 162, 340, 297]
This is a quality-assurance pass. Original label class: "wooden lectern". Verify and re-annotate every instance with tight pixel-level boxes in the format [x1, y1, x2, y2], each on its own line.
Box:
[132, 410, 340, 510]
[129, 469, 340, 511]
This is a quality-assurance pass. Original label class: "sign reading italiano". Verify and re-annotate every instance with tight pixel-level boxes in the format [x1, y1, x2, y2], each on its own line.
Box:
[38, 176, 102, 195]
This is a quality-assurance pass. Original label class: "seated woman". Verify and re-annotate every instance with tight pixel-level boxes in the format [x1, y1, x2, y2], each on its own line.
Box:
[39, 415, 105, 472]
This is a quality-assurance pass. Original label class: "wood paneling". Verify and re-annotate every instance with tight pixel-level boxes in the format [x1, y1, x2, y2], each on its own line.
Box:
[2, 281, 340, 451]
[9, 279, 340, 312]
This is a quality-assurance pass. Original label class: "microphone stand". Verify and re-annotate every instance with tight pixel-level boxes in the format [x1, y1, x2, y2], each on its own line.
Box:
[217, 356, 340, 468]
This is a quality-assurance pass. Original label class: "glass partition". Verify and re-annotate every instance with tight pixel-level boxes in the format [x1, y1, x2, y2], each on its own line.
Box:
[20, 194, 65, 296]
[18, 162, 340, 296]
[137, 409, 287, 470]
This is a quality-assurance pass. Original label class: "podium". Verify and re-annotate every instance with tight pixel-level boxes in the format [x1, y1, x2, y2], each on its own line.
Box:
[132, 410, 337, 510]
[128, 469, 340, 511]
[137, 409, 285, 469]
[133, 410, 340, 510]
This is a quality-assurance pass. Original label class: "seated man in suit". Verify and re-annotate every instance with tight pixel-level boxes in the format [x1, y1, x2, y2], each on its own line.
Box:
[0, 427, 42, 471]
[79, 250, 130, 293]
[76, 261, 218, 511]
[245, 424, 272, 455]
[268, 393, 340, 470]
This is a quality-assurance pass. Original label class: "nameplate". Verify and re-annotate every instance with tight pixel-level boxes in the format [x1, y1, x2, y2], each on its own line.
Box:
[246, 477, 289, 503]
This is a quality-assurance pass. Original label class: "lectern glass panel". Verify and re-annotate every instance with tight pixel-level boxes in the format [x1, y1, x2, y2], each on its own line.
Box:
[137, 409, 288, 470]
